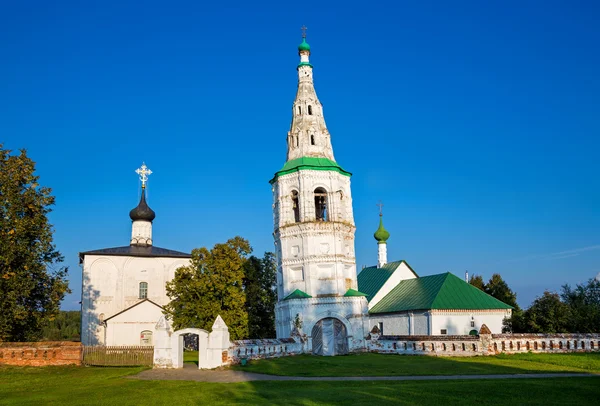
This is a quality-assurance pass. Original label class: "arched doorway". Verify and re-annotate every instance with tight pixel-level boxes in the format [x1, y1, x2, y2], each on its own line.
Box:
[170, 328, 209, 369]
[311, 318, 348, 356]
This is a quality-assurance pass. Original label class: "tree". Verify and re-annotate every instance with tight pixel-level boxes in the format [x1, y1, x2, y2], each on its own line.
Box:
[486, 273, 519, 310]
[244, 252, 277, 338]
[0, 145, 70, 342]
[40, 310, 81, 341]
[469, 274, 486, 291]
[523, 291, 570, 333]
[561, 278, 600, 333]
[165, 236, 251, 340]
[469, 273, 522, 332]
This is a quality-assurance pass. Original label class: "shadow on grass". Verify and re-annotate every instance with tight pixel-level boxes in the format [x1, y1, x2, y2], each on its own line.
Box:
[231, 352, 600, 377]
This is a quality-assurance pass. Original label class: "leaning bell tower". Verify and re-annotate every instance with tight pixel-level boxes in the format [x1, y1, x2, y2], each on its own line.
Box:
[270, 30, 368, 352]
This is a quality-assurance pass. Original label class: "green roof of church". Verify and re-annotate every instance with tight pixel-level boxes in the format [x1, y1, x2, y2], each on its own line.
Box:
[343, 288, 368, 297]
[283, 289, 312, 300]
[270, 157, 351, 183]
[369, 272, 513, 314]
[357, 261, 417, 302]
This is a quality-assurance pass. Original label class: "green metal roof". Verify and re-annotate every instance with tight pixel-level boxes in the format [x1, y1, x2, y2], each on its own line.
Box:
[283, 289, 312, 300]
[343, 288, 368, 297]
[369, 272, 513, 314]
[357, 261, 417, 302]
[270, 157, 351, 183]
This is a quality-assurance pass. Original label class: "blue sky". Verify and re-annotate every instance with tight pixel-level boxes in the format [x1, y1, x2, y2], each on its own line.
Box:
[1, 1, 599, 310]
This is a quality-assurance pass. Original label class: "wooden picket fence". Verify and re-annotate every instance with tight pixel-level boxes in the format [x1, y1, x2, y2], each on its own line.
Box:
[82, 346, 154, 366]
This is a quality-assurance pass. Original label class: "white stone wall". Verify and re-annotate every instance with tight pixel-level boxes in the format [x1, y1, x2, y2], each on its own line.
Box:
[430, 310, 511, 335]
[81, 254, 190, 345]
[273, 170, 357, 302]
[367, 309, 511, 337]
[104, 300, 164, 346]
[275, 296, 369, 348]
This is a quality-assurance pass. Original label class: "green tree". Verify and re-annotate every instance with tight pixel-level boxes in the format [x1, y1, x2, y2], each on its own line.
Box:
[0, 146, 70, 342]
[165, 236, 251, 340]
[244, 252, 277, 338]
[40, 310, 81, 341]
[469, 274, 486, 291]
[486, 273, 519, 310]
[561, 278, 600, 333]
[523, 291, 570, 333]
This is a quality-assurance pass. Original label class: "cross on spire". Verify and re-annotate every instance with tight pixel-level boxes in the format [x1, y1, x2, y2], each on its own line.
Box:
[376, 201, 384, 216]
[135, 163, 152, 189]
[301, 25, 307, 38]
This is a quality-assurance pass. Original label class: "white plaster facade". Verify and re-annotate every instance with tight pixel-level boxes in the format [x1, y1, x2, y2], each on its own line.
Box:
[80, 180, 191, 346]
[103, 299, 164, 346]
[367, 309, 511, 336]
[81, 253, 190, 345]
[271, 38, 369, 346]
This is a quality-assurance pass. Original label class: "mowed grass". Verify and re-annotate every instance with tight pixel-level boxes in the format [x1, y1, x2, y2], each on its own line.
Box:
[0, 365, 599, 405]
[231, 352, 600, 376]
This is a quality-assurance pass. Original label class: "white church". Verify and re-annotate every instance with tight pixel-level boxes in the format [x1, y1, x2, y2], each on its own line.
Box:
[79, 33, 511, 352]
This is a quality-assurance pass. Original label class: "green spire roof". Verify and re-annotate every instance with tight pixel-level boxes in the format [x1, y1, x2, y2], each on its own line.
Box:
[298, 37, 310, 52]
[374, 215, 390, 244]
[283, 289, 312, 300]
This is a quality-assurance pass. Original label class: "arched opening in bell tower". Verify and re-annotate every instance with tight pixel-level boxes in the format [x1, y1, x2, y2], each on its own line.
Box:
[314, 188, 328, 221]
[291, 190, 300, 222]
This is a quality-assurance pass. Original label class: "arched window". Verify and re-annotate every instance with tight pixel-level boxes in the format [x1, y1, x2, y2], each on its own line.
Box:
[298, 106, 301, 115]
[139, 282, 148, 299]
[314, 188, 328, 221]
[308, 105, 313, 115]
[291, 190, 300, 223]
[311, 134, 315, 145]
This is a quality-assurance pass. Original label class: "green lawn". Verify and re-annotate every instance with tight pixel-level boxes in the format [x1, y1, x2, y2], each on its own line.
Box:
[183, 350, 199, 364]
[0, 365, 598, 405]
[231, 352, 600, 377]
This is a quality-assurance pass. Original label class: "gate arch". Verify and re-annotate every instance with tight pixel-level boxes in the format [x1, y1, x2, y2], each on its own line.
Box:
[171, 328, 209, 369]
[311, 318, 349, 356]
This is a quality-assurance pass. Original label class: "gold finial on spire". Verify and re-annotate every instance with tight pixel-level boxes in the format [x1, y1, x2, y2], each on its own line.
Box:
[376, 201, 384, 216]
[135, 162, 153, 189]
[301, 25, 307, 38]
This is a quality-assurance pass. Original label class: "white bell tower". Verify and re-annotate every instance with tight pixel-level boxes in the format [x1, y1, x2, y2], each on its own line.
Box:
[271, 30, 368, 350]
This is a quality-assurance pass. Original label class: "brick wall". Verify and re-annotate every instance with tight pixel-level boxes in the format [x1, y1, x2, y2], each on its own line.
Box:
[0, 341, 82, 366]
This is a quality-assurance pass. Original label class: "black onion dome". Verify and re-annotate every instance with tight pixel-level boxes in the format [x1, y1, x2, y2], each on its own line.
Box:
[129, 189, 156, 222]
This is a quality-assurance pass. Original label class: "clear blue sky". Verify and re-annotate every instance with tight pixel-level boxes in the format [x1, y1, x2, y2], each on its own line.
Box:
[2, 1, 599, 310]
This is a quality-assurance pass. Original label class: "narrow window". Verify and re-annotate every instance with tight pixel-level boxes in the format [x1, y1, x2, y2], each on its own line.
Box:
[378, 322, 384, 335]
[311, 134, 315, 145]
[314, 188, 328, 221]
[296, 135, 299, 147]
[291, 191, 300, 223]
[139, 282, 148, 299]
[308, 105, 313, 115]
[298, 106, 301, 115]
[470, 320, 475, 328]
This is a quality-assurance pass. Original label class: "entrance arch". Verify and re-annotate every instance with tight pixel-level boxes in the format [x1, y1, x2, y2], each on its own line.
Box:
[311, 318, 349, 356]
[170, 328, 209, 369]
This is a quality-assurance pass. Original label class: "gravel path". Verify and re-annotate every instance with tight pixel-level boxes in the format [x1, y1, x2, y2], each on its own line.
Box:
[129, 366, 598, 383]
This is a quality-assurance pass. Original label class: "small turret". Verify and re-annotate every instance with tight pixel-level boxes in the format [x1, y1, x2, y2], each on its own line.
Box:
[374, 205, 390, 268]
